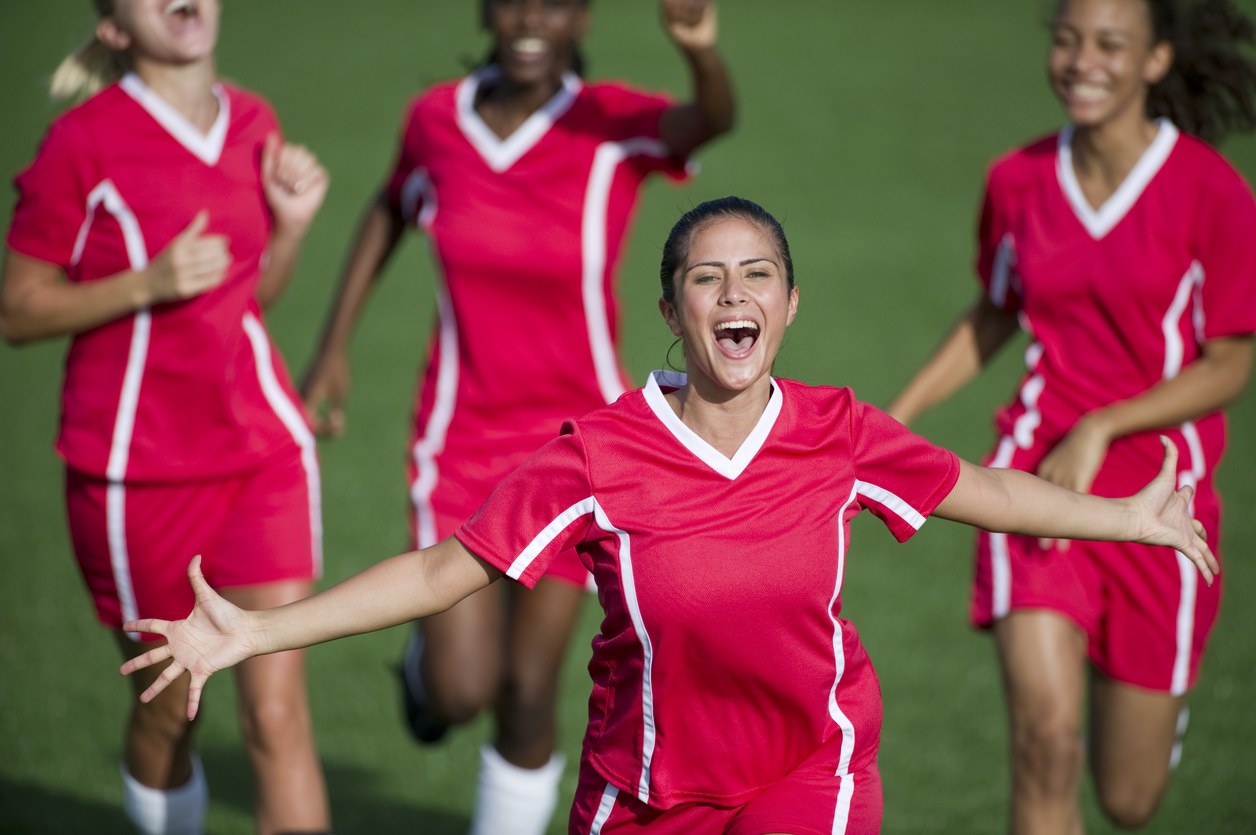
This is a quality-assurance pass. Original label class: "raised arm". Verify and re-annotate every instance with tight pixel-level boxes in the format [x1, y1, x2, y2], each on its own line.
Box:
[299, 190, 408, 436]
[255, 134, 330, 309]
[121, 537, 501, 719]
[886, 293, 1020, 425]
[1036, 335, 1254, 493]
[0, 212, 230, 345]
[934, 439, 1217, 583]
[657, 0, 735, 157]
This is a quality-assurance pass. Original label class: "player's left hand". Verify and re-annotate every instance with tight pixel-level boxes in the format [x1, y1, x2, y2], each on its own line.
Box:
[1127, 437, 1218, 584]
[262, 133, 329, 234]
[1035, 413, 1112, 550]
[662, 0, 717, 50]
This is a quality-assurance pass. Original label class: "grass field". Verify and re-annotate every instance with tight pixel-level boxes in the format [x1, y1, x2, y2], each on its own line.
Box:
[2, 1, 1255, 832]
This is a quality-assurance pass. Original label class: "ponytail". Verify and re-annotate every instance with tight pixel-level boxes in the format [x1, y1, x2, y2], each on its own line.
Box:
[49, 34, 128, 103]
[1146, 0, 1256, 143]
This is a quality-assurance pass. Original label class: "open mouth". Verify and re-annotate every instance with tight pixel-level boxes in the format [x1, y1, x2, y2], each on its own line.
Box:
[510, 37, 548, 60]
[165, 0, 200, 20]
[714, 319, 760, 354]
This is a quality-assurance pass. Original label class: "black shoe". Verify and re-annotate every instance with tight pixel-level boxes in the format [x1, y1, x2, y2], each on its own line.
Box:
[398, 634, 449, 744]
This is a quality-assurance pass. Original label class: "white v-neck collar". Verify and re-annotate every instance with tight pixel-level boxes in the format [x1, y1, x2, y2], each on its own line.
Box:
[455, 67, 582, 173]
[1056, 118, 1178, 240]
[120, 73, 230, 166]
[642, 370, 783, 481]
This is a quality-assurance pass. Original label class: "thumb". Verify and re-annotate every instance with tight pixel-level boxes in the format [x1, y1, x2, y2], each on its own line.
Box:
[1157, 435, 1179, 482]
[187, 554, 213, 601]
[180, 210, 210, 241]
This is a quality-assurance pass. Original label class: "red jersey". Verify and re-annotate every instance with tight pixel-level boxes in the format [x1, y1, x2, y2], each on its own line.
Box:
[977, 121, 1256, 488]
[457, 372, 960, 809]
[383, 69, 690, 547]
[7, 74, 312, 482]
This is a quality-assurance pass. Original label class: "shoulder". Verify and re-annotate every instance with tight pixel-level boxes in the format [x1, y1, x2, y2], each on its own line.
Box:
[1169, 131, 1256, 204]
[220, 82, 280, 133]
[986, 132, 1057, 193]
[575, 79, 673, 120]
[775, 378, 857, 425]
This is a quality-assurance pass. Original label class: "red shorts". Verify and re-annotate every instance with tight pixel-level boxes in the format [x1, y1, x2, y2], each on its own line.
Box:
[408, 433, 589, 588]
[568, 751, 883, 835]
[65, 450, 321, 630]
[971, 434, 1222, 695]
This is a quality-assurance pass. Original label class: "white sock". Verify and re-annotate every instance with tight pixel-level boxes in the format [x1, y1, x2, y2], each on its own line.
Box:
[468, 744, 564, 835]
[121, 754, 207, 835]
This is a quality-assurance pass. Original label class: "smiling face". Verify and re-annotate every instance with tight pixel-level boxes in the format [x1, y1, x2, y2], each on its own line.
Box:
[97, 0, 220, 66]
[661, 216, 799, 400]
[484, 0, 588, 87]
[1048, 0, 1172, 130]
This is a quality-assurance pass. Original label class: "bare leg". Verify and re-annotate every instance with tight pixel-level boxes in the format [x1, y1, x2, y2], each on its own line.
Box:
[415, 581, 506, 723]
[1089, 674, 1186, 829]
[495, 578, 587, 767]
[994, 610, 1088, 835]
[221, 581, 329, 835]
[115, 632, 198, 788]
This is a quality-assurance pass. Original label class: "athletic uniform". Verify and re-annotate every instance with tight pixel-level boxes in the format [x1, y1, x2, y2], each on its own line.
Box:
[7, 73, 319, 629]
[971, 120, 1256, 694]
[457, 371, 961, 834]
[384, 67, 689, 584]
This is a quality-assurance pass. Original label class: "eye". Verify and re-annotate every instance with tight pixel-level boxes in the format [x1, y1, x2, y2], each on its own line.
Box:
[693, 272, 720, 284]
[1098, 37, 1126, 54]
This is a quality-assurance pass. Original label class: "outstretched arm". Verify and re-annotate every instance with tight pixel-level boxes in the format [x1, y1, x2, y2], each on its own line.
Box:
[121, 537, 501, 718]
[934, 439, 1217, 583]
[658, 0, 735, 157]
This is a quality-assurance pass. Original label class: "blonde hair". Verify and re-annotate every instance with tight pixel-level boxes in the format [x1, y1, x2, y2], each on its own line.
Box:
[49, 0, 127, 103]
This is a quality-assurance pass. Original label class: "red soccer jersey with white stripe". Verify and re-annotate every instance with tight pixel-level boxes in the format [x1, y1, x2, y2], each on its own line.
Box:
[384, 69, 689, 546]
[457, 372, 960, 809]
[7, 74, 310, 481]
[976, 121, 1256, 488]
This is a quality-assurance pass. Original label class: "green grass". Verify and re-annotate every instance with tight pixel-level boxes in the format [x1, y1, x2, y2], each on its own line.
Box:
[2, 1, 1255, 832]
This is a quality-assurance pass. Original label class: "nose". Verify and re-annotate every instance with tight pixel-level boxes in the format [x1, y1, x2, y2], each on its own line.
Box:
[1069, 38, 1099, 73]
[719, 276, 748, 305]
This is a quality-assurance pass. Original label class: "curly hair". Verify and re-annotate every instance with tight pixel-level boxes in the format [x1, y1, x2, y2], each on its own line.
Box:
[1145, 0, 1256, 143]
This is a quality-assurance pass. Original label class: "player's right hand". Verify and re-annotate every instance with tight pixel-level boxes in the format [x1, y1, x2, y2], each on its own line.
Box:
[301, 351, 350, 438]
[147, 211, 232, 303]
[120, 556, 258, 720]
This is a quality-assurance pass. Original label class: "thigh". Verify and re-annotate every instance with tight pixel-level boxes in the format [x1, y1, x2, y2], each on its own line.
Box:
[1089, 674, 1186, 799]
[507, 578, 587, 688]
[421, 581, 506, 691]
[731, 761, 883, 835]
[994, 610, 1089, 729]
[220, 580, 316, 707]
[210, 451, 320, 589]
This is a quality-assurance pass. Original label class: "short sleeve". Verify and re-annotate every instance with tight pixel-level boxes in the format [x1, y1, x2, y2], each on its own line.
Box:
[598, 85, 691, 182]
[852, 401, 961, 542]
[1197, 167, 1256, 340]
[7, 118, 94, 269]
[974, 163, 1021, 312]
[383, 97, 428, 223]
[456, 424, 596, 588]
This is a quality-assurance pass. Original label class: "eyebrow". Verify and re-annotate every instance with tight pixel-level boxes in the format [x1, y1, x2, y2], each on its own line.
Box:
[685, 257, 778, 272]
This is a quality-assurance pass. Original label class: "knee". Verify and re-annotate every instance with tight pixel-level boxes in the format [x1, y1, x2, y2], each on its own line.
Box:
[426, 668, 499, 724]
[130, 689, 195, 747]
[237, 689, 311, 753]
[1096, 779, 1165, 829]
[1010, 714, 1084, 793]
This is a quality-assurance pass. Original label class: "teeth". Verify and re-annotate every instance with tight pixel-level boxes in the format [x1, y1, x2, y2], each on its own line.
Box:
[715, 320, 759, 331]
[166, 0, 195, 15]
[1070, 82, 1107, 101]
[513, 37, 546, 55]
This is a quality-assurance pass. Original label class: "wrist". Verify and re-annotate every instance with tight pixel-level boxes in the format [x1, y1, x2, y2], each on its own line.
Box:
[1077, 409, 1117, 444]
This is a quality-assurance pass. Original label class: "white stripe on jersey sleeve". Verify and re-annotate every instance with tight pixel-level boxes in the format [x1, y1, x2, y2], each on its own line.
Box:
[853, 480, 927, 530]
[506, 496, 597, 580]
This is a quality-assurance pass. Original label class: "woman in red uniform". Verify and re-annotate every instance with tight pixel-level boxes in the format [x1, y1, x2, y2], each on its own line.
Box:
[299, 1, 733, 830]
[122, 196, 1217, 835]
[888, 0, 1256, 830]
[1, 1, 330, 833]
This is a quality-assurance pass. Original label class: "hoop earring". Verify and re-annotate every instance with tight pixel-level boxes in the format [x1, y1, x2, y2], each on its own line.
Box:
[665, 338, 685, 372]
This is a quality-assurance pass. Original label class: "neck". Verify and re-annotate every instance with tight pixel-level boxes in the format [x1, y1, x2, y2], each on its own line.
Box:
[1070, 109, 1161, 186]
[665, 374, 773, 458]
[132, 57, 219, 131]
[479, 70, 565, 119]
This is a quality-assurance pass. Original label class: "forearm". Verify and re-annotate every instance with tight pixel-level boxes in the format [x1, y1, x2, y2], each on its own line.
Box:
[1077, 336, 1254, 442]
[936, 460, 1139, 542]
[888, 298, 1017, 424]
[252, 538, 499, 656]
[0, 250, 155, 344]
[679, 44, 735, 145]
[255, 223, 308, 310]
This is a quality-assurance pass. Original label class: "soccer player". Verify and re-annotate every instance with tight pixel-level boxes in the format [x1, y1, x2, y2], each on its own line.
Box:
[1, 2, 331, 833]
[887, 0, 1256, 830]
[299, 1, 733, 831]
[121, 196, 1217, 835]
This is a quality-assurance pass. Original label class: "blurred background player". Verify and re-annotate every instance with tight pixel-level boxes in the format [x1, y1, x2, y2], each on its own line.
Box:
[888, 0, 1256, 831]
[121, 196, 1217, 835]
[0, 1, 331, 833]
[299, 1, 733, 831]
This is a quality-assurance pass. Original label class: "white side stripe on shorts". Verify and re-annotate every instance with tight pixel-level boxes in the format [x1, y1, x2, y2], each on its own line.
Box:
[831, 770, 856, 835]
[587, 782, 619, 835]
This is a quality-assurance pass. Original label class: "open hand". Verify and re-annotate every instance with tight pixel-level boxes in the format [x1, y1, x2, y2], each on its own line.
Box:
[119, 556, 258, 719]
[1128, 437, 1218, 584]
[662, 0, 717, 50]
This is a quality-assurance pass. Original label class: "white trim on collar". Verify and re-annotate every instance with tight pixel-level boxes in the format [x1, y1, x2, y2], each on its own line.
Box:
[119, 73, 230, 166]
[642, 370, 782, 481]
[455, 67, 582, 173]
[1056, 118, 1178, 240]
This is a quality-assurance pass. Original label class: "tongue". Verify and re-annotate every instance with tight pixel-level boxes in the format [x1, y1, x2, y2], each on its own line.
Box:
[718, 334, 755, 352]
